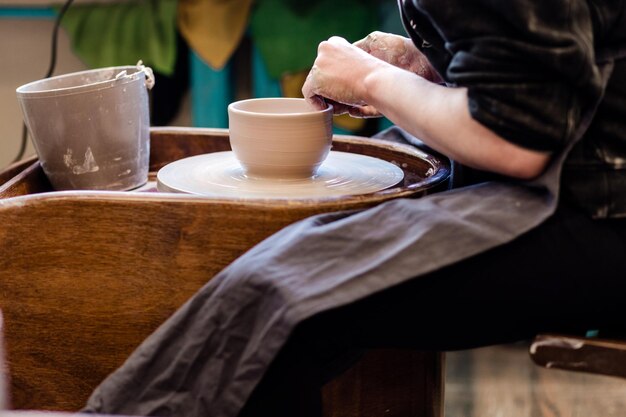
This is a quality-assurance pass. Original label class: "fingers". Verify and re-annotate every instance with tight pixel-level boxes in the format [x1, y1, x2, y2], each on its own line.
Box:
[353, 31, 440, 81]
[353, 31, 386, 53]
[348, 104, 382, 119]
[323, 99, 353, 116]
[302, 69, 343, 114]
[324, 36, 350, 46]
[354, 31, 409, 55]
[307, 95, 327, 111]
[302, 65, 322, 108]
[302, 35, 382, 117]
[321, 100, 380, 118]
[315, 36, 350, 57]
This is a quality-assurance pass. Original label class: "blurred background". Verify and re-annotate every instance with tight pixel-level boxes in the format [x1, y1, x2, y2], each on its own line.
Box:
[0, 0, 406, 168]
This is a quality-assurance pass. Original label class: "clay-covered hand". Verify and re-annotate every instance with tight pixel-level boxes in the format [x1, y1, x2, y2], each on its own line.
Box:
[302, 36, 387, 118]
[302, 33, 442, 118]
[354, 31, 442, 83]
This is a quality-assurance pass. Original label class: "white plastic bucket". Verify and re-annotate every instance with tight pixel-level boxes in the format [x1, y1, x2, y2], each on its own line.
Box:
[16, 65, 154, 191]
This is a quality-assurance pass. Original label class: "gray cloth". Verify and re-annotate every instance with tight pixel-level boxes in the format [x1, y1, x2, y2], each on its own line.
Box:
[83, 65, 613, 417]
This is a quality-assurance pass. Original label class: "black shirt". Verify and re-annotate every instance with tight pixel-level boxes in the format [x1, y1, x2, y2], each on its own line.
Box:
[399, 0, 626, 218]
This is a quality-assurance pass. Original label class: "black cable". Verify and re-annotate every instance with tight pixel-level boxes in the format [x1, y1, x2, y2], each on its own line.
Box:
[44, 0, 76, 79]
[12, 0, 75, 164]
[14, 122, 28, 164]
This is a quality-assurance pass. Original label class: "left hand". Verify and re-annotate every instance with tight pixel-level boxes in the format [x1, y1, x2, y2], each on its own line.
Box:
[354, 32, 442, 83]
[302, 36, 386, 118]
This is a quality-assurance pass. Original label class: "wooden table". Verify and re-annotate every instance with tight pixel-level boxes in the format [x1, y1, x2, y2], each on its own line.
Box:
[0, 128, 449, 417]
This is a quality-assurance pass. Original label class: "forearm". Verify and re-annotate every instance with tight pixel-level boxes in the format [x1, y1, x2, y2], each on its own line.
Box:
[363, 64, 551, 179]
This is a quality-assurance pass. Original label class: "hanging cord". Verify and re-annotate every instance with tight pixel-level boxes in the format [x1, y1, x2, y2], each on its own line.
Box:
[12, 0, 75, 163]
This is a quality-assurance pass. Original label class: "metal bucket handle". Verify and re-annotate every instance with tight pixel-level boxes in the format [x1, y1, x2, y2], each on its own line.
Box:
[115, 60, 155, 90]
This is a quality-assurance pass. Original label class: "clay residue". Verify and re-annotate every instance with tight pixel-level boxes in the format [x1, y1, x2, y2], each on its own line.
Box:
[63, 147, 100, 175]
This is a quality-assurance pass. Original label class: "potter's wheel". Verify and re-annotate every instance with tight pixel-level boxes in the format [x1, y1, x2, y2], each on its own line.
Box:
[156, 151, 404, 199]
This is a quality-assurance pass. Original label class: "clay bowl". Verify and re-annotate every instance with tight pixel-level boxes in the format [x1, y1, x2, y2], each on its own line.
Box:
[227, 97, 333, 178]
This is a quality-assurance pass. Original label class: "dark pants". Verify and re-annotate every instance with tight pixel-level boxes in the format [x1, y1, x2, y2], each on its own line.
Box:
[239, 201, 626, 417]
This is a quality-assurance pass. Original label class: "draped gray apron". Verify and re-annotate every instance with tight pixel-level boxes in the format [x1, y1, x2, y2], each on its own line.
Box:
[83, 62, 615, 417]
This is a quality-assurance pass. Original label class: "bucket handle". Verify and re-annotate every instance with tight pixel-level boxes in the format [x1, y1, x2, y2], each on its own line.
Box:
[114, 61, 155, 90]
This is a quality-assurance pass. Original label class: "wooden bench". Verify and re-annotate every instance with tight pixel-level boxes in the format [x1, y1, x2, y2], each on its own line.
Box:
[530, 333, 626, 379]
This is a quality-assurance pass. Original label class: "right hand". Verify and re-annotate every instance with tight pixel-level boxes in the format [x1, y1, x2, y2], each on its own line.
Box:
[302, 36, 388, 117]
[354, 31, 443, 83]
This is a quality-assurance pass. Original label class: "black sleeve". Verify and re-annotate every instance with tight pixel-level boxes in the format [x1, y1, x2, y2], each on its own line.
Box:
[407, 0, 604, 152]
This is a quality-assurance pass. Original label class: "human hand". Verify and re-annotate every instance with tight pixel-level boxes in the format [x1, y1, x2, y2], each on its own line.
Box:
[354, 31, 442, 83]
[302, 36, 386, 118]
[302, 33, 442, 118]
